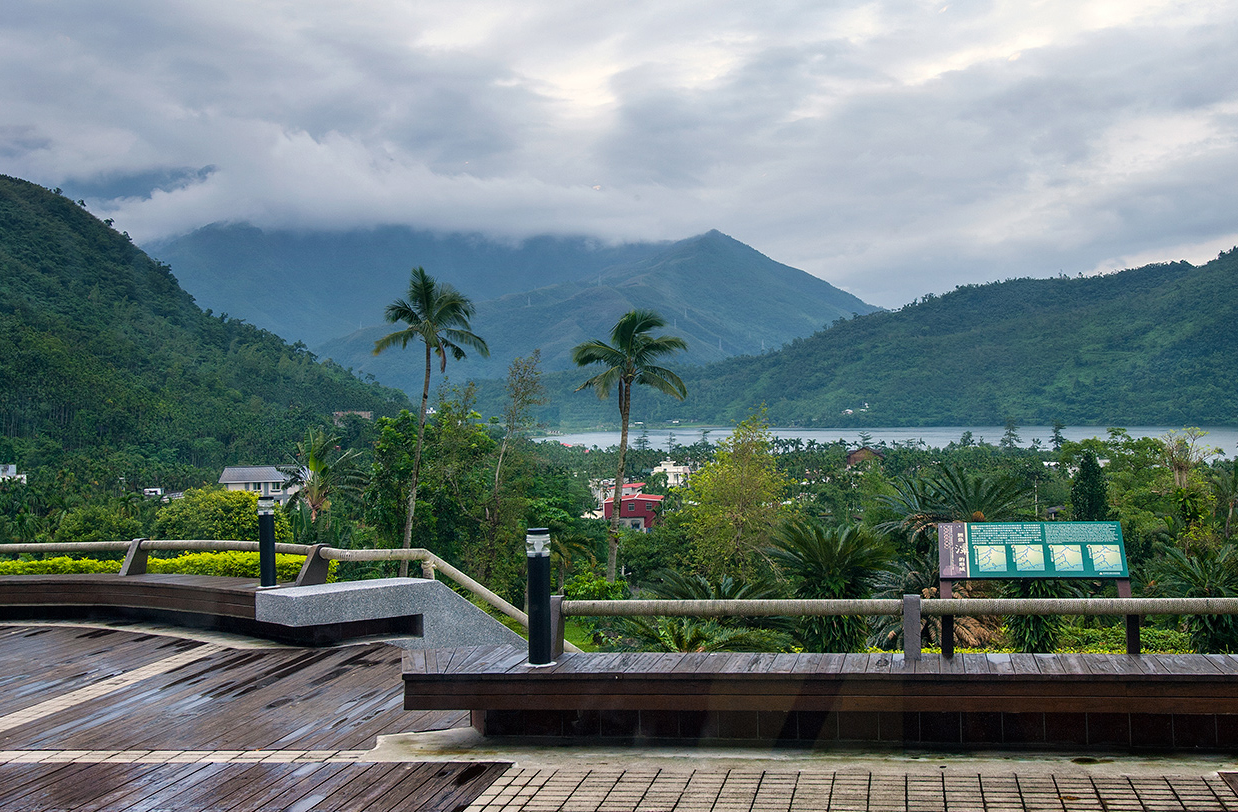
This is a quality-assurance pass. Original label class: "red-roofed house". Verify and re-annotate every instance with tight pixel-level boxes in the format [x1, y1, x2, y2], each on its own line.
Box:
[603, 493, 664, 532]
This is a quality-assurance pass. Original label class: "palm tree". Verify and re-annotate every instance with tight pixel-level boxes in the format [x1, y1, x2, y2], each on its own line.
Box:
[572, 309, 686, 581]
[281, 427, 365, 525]
[876, 463, 1031, 555]
[374, 267, 489, 576]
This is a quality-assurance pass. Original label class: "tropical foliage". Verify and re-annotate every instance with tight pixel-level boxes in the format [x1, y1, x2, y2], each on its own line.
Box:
[572, 308, 686, 581]
[373, 266, 489, 574]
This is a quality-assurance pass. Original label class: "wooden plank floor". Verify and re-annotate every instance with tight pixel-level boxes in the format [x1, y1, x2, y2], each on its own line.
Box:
[0, 761, 507, 812]
[0, 625, 466, 752]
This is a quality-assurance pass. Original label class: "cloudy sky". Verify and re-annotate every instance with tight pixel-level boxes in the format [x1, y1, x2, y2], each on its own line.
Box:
[4, 0, 1237, 307]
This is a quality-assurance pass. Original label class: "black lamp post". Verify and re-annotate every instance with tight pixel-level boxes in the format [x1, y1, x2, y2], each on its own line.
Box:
[257, 495, 277, 587]
[526, 527, 553, 665]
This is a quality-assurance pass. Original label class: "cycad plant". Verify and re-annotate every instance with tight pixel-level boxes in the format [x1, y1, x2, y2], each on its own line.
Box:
[1150, 544, 1238, 653]
[876, 464, 1031, 556]
[618, 617, 793, 653]
[643, 569, 794, 636]
[768, 519, 893, 652]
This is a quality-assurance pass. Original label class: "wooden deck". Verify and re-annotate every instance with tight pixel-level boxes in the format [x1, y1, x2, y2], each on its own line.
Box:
[0, 624, 463, 752]
[404, 645, 1238, 748]
[0, 624, 507, 811]
[0, 761, 506, 812]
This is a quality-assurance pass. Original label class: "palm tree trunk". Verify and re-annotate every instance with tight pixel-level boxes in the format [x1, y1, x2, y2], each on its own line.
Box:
[608, 380, 630, 582]
[400, 344, 433, 578]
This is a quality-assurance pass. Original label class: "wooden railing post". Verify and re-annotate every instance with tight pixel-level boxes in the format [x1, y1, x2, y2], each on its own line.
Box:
[1117, 579, 1141, 655]
[550, 595, 565, 659]
[902, 594, 921, 661]
[940, 579, 955, 658]
[118, 538, 148, 576]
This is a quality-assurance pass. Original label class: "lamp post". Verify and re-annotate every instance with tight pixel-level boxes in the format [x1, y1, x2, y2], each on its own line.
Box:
[257, 496, 277, 588]
[526, 527, 553, 665]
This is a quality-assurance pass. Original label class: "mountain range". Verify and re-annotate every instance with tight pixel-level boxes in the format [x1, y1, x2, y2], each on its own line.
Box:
[149, 225, 879, 384]
[491, 250, 1238, 428]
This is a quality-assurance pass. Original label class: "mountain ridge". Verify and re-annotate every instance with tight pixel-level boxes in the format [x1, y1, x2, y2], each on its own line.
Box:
[314, 228, 880, 383]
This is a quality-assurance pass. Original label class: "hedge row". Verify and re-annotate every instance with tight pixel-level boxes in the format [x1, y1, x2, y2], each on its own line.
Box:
[0, 552, 334, 582]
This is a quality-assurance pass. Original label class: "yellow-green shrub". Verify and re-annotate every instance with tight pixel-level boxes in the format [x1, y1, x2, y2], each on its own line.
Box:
[0, 552, 334, 582]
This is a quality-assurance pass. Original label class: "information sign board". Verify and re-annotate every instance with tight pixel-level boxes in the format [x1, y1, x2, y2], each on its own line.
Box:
[937, 521, 1128, 580]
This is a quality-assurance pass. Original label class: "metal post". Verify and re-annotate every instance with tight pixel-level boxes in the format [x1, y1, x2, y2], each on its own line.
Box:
[526, 528, 553, 665]
[257, 496, 277, 588]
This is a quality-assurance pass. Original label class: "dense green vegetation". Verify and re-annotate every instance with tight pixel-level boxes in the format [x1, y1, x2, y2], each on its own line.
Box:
[475, 249, 1238, 427]
[0, 175, 409, 493]
[540, 419, 1237, 654]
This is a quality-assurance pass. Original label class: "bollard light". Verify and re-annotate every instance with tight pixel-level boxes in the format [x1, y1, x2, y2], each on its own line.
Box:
[526, 527, 553, 665]
[257, 495, 277, 588]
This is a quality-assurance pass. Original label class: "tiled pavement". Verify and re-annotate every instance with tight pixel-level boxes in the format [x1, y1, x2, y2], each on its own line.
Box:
[5, 622, 1238, 812]
[466, 768, 1238, 812]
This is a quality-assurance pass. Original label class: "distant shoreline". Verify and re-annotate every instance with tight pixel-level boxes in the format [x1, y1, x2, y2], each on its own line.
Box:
[535, 425, 1238, 455]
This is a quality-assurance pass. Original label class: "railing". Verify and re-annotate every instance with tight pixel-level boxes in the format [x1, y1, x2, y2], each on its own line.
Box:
[554, 596, 1238, 659]
[0, 539, 586, 653]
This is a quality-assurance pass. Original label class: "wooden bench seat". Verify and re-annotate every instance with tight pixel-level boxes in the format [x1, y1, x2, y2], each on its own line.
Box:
[0, 574, 415, 644]
[403, 645, 1238, 749]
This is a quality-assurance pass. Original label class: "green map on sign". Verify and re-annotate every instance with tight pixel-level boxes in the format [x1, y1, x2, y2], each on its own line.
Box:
[940, 522, 1129, 579]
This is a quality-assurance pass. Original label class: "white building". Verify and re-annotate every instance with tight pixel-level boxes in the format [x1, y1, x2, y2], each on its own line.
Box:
[652, 459, 691, 488]
[0, 464, 26, 485]
[218, 466, 298, 505]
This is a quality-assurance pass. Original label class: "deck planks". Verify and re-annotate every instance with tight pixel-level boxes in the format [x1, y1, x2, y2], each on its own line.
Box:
[0, 762, 506, 812]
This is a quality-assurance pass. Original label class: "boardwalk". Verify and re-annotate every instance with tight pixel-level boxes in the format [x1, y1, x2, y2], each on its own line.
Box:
[4, 622, 1238, 811]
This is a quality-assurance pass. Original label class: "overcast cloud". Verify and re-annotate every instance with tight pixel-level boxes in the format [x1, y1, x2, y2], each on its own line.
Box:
[3, 0, 1237, 306]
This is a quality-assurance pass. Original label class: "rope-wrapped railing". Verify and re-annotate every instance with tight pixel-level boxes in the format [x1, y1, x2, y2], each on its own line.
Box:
[11, 542, 1234, 659]
[562, 598, 904, 617]
[0, 539, 582, 653]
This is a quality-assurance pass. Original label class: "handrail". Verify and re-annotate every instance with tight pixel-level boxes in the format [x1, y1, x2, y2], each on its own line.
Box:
[318, 547, 530, 629]
[0, 539, 581, 654]
[558, 595, 1238, 660]
[563, 599, 904, 617]
[562, 597, 1238, 618]
[0, 540, 312, 555]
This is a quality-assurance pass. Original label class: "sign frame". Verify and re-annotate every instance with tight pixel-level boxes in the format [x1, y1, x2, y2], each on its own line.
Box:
[938, 521, 1129, 581]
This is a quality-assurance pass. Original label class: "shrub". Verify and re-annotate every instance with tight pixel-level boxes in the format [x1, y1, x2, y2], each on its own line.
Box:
[0, 552, 332, 582]
[0, 556, 121, 575]
[155, 489, 293, 544]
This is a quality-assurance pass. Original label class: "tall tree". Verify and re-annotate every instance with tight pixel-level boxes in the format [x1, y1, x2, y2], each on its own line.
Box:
[572, 309, 687, 581]
[374, 267, 489, 576]
[1069, 449, 1109, 521]
[686, 412, 789, 581]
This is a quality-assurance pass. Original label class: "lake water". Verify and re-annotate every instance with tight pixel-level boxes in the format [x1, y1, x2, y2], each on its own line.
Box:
[536, 425, 1238, 456]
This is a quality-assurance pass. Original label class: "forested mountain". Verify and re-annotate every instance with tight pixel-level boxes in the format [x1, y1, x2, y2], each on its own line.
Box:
[0, 176, 409, 487]
[147, 223, 668, 346]
[484, 251, 1238, 428]
[317, 230, 879, 382]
